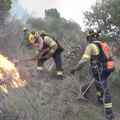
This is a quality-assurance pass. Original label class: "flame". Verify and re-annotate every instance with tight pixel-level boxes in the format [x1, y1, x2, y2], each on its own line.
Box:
[0, 54, 26, 93]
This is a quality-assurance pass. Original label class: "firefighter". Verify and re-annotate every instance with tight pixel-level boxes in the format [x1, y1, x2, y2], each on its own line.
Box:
[28, 30, 64, 80]
[22, 27, 34, 51]
[70, 28, 115, 120]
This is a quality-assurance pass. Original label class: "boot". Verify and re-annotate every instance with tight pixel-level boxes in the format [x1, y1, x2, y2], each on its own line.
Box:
[57, 75, 63, 80]
[105, 109, 115, 120]
[106, 114, 115, 120]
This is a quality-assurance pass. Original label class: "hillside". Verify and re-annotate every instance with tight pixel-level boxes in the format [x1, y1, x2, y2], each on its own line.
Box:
[0, 1, 120, 119]
[0, 44, 119, 120]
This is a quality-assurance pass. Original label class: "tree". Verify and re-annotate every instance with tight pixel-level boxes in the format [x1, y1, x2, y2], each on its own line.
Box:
[83, 0, 120, 46]
[0, 0, 12, 27]
[63, 20, 81, 33]
[45, 8, 60, 19]
[27, 18, 49, 32]
[10, 0, 30, 24]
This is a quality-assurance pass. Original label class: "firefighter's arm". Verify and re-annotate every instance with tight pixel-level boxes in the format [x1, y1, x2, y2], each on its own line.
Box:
[35, 38, 44, 57]
[44, 36, 57, 58]
[35, 48, 44, 57]
[73, 44, 93, 70]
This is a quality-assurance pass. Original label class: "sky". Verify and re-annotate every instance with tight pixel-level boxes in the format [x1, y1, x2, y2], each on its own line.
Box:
[18, 0, 96, 28]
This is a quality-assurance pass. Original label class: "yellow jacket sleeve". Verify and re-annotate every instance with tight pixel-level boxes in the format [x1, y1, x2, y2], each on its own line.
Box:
[44, 36, 57, 58]
[74, 43, 99, 70]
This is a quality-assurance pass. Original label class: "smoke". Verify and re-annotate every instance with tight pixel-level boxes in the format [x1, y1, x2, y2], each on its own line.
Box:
[10, 0, 61, 23]
[10, 0, 31, 23]
[12, 0, 96, 26]
[18, 0, 61, 18]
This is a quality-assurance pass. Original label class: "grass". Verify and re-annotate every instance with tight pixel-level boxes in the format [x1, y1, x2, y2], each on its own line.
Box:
[64, 110, 99, 120]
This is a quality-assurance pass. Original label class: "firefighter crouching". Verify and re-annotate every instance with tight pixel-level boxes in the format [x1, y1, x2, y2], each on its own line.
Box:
[28, 31, 64, 80]
[70, 28, 115, 120]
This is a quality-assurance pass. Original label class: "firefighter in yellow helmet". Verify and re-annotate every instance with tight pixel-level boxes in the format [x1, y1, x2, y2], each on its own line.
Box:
[22, 27, 34, 51]
[23, 27, 27, 32]
[29, 30, 64, 80]
[70, 28, 115, 120]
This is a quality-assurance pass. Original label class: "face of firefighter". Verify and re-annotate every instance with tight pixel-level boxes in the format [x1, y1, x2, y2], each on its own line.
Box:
[88, 40, 91, 44]
[34, 37, 43, 51]
[87, 36, 93, 44]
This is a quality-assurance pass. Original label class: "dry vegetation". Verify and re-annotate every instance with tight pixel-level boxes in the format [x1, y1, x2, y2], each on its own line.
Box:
[0, 20, 120, 120]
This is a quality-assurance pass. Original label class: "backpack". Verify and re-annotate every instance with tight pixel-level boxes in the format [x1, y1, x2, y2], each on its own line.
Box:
[40, 34, 64, 52]
[94, 41, 115, 73]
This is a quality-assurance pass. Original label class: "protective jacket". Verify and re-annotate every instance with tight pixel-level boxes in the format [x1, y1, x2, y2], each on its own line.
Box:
[73, 40, 114, 116]
[73, 41, 113, 73]
[37, 34, 64, 80]
[37, 34, 63, 58]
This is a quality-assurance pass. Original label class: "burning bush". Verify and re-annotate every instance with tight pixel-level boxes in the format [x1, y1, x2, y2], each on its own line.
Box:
[0, 53, 26, 93]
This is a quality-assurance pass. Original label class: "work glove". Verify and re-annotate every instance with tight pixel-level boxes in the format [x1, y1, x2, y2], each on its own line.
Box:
[70, 68, 76, 75]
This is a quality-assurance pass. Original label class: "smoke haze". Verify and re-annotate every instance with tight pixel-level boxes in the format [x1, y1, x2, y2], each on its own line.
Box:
[13, 0, 96, 26]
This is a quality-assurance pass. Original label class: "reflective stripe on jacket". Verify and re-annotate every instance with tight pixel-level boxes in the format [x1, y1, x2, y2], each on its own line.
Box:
[74, 41, 100, 70]
[74, 41, 113, 70]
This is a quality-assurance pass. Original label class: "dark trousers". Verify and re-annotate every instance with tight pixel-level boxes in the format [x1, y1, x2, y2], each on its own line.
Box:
[37, 50, 63, 72]
[94, 71, 113, 114]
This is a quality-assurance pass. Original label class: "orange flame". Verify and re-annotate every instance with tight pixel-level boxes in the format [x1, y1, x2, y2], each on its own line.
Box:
[0, 54, 26, 93]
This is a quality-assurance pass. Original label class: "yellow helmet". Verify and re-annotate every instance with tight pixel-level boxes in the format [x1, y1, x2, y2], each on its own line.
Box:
[34, 32, 39, 38]
[86, 28, 101, 42]
[23, 27, 27, 31]
[29, 34, 35, 44]
[86, 28, 100, 37]
[29, 32, 39, 44]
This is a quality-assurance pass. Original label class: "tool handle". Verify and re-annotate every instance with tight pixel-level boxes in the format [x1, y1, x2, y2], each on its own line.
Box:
[113, 47, 120, 56]
[19, 56, 47, 62]
[82, 78, 95, 96]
